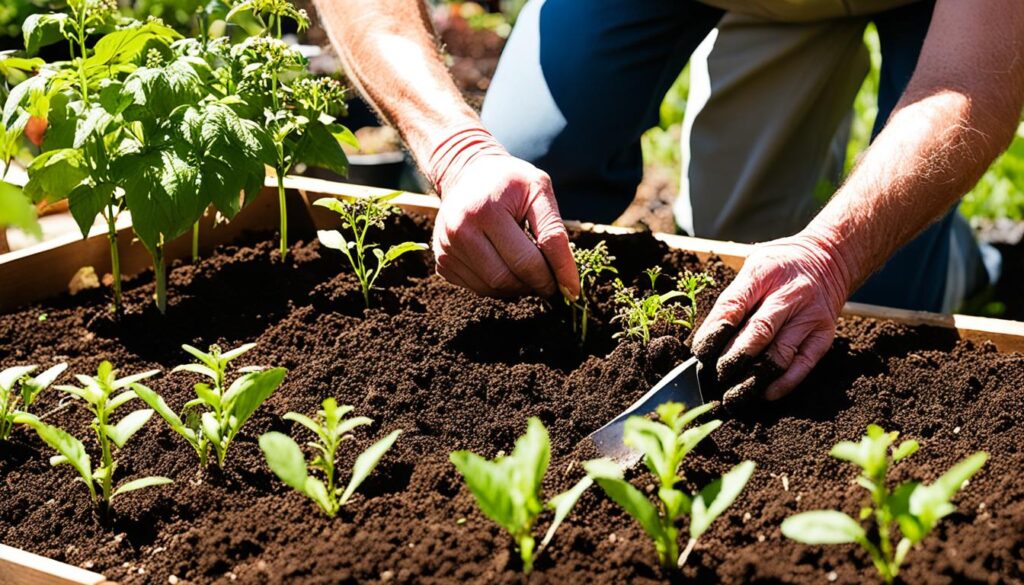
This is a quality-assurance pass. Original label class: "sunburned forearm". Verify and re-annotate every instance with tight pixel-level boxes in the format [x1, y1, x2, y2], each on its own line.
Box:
[313, 0, 479, 165]
[805, 0, 1024, 292]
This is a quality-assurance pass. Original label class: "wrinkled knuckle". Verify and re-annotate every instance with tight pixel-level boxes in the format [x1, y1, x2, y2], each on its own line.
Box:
[746, 318, 776, 342]
[769, 340, 799, 367]
[537, 227, 569, 251]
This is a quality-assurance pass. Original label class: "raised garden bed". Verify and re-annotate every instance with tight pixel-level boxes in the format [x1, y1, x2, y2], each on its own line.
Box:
[2, 179, 1023, 584]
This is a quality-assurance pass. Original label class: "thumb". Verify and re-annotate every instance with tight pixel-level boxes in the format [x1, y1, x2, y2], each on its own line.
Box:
[524, 181, 580, 300]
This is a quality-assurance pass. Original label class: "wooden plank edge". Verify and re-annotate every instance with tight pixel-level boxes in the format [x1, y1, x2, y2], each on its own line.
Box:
[0, 543, 113, 585]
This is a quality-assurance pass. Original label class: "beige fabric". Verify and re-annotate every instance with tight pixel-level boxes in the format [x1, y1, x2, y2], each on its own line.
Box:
[699, 0, 918, 22]
[675, 12, 870, 242]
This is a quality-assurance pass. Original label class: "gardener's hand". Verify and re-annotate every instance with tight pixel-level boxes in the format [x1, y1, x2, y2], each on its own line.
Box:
[429, 127, 580, 300]
[692, 231, 853, 400]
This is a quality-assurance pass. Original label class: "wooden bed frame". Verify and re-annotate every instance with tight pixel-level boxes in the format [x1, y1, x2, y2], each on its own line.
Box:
[2, 175, 1023, 584]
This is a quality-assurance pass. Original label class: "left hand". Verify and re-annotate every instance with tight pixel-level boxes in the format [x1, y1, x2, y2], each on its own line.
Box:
[691, 231, 853, 400]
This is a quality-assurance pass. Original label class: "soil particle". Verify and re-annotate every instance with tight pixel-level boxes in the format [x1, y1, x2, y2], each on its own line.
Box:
[2, 217, 1023, 585]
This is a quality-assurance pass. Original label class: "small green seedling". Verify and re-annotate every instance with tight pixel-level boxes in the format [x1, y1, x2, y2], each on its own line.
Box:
[781, 425, 988, 584]
[0, 363, 67, 440]
[314, 194, 428, 308]
[20, 362, 171, 511]
[259, 398, 401, 517]
[450, 418, 593, 573]
[135, 343, 286, 468]
[676, 270, 715, 329]
[585, 402, 755, 569]
[613, 267, 713, 344]
[566, 241, 617, 344]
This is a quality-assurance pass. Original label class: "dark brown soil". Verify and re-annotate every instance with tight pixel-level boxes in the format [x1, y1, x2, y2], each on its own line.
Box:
[2, 215, 1023, 585]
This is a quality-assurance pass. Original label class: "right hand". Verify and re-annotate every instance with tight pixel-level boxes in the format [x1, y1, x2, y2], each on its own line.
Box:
[432, 153, 581, 299]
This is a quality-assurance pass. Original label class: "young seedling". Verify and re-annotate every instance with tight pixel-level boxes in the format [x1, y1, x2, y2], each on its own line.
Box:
[585, 402, 755, 569]
[676, 270, 715, 329]
[612, 267, 713, 344]
[259, 398, 401, 517]
[781, 425, 988, 583]
[450, 418, 593, 573]
[566, 241, 617, 344]
[135, 343, 286, 468]
[0, 363, 67, 440]
[19, 361, 171, 511]
[314, 194, 428, 308]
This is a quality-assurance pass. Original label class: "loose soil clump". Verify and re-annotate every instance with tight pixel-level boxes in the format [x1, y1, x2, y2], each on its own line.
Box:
[1, 216, 1022, 584]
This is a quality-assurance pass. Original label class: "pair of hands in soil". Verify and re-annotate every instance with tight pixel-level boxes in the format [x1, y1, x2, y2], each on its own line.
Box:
[430, 129, 849, 401]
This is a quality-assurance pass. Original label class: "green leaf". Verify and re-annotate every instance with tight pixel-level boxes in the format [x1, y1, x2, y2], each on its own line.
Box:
[133, 384, 186, 432]
[679, 419, 723, 456]
[0, 182, 41, 239]
[590, 474, 664, 543]
[907, 451, 988, 535]
[172, 363, 219, 381]
[23, 13, 69, 56]
[340, 429, 401, 504]
[113, 370, 160, 389]
[384, 242, 428, 264]
[23, 419, 93, 493]
[106, 390, 139, 412]
[68, 183, 114, 238]
[892, 440, 919, 462]
[22, 363, 68, 405]
[201, 411, 221, 446]
[283, 412, 323, 439]
[542, 476, 592, 550]
[623, 416, 677, 486]
[113, 147, 202, 252]
[111, 476, 172, 498]
[224, 367, 286, 433]
[259, 431, 309, 492]
[0, 365, 37, 393]
[220, 343, 258, 363]
[511, 418, 550, 500]
[689, 460, 755, 539]
[304, 476, 334, 515]
[294, 121, 349, 176]
[104, 409, 154, 449]
[313, 197, 345, 214]
[73, 105, 113, 149]
[781, 510, 866, 545]
[86, 22, 181, 68]
[24, 149, 87, 204]
[121, 58, 205, 122]
[451, 450, 519, 533]
[329, 123, 360, 150]
[317, 229, 348, 251]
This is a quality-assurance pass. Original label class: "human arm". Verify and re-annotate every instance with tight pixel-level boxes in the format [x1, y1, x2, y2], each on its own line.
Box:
[692, 0, 1024, 400]
[311, 0, 580, 298]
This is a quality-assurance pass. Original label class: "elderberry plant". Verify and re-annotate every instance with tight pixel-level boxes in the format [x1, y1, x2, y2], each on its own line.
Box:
[566, 241, 617, 344]
[20, 361, 172, 511]
[314, 193, 428, 308]
[585, 402, 755, 569]
[135, 343, 286, 467]
[259, 398, 401, 517]
[450, 418, 593, 573]
[781, 425, 988, 584]
[226, 0, 358, 260]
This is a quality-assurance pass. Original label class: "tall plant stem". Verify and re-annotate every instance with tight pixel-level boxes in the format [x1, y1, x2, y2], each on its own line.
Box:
[192, 221, 200, 263]
[153, 243, 167, 314]
[106, 211, 122, 313]
[277, 171, 288, 260]
[96, 406, 113, 506]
